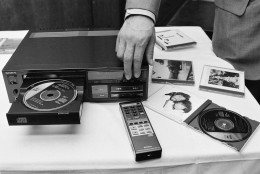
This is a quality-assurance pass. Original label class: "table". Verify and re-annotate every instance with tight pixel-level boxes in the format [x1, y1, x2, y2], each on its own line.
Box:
[0, 27, 260, 174]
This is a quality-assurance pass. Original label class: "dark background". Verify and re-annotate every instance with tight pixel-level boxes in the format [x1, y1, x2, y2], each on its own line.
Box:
[0, 0, 214, 38]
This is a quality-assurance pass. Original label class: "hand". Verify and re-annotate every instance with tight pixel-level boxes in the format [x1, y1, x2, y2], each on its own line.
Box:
[116, 15, 155, 80]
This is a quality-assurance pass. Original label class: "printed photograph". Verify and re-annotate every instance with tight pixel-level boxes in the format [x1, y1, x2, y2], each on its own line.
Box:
[152, 59, 194, 84]
[163, 92, 192, 113]
[208, 69, 240, 89]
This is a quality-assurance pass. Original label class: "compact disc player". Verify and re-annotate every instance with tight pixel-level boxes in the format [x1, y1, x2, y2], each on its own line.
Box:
[2, 30, 149, 125]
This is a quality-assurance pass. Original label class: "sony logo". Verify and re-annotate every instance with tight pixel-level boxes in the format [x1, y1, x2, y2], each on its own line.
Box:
[5, 72, 17, 75]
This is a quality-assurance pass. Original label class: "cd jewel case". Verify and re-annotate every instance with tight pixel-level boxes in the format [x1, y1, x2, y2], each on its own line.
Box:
[199, 65, 245, 96]
[143, 85, 258, 151]
[155, 29, 197, 51]
[184, 102, 259, 151]
[6, 76, 85, 125]
[152, 59, 194, 85]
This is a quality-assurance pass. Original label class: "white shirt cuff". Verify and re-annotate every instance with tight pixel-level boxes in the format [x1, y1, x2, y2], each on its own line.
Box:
[125, 9, 156, 23]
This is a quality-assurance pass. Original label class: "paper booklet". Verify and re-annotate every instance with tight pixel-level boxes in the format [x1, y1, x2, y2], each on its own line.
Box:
[143, 85, 211, 124]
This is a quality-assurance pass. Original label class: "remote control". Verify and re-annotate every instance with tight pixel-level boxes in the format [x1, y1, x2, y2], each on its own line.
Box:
[119, 101, 162, 161]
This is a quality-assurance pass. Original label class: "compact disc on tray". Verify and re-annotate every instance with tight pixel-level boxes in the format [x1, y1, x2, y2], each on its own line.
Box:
[23, 79, 77, 111]
[199, 109, 252, 142]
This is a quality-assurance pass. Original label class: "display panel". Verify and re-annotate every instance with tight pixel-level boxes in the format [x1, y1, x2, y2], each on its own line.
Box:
[88, 71, 123, 80]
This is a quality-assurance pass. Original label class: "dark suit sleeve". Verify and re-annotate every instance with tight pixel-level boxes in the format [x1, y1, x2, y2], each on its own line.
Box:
[125, 0, 161, 17]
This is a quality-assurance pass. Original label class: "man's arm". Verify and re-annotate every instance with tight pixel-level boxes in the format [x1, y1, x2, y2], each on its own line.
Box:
[116, 0, 161, 80]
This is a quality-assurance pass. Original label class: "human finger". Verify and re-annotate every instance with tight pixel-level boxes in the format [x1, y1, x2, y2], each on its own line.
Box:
[133, 44, 145, 78]
[116, 37, 126, 60]
[145, 30, 156, 66]
[123, 43, 135, 80]
[115, 34, 119, 52]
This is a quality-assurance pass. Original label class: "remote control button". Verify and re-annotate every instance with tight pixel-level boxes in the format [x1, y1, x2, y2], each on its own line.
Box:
[143, 124, 150, 127]
[125, 115, 133, 120]
[139, 128, 144, 131]
[131, 131, 139, 136]
[129, 125, 137, 130]
[140, 131, 146, 135]
[146, 131, 153, 134]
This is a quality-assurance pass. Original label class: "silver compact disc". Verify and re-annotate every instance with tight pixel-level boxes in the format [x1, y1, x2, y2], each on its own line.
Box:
[199, 109, 252, 142]
[23, 79, 77, 111]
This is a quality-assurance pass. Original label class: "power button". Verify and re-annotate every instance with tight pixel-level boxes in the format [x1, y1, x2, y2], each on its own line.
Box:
[8, 75, 18, 85]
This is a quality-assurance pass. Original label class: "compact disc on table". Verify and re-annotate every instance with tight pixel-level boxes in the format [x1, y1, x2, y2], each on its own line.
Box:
[23, 79, 77, 111]
[199, 109, 252, 142]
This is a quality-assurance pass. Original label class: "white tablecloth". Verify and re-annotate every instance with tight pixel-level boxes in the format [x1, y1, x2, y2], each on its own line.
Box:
[0, 27, 260, 174]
